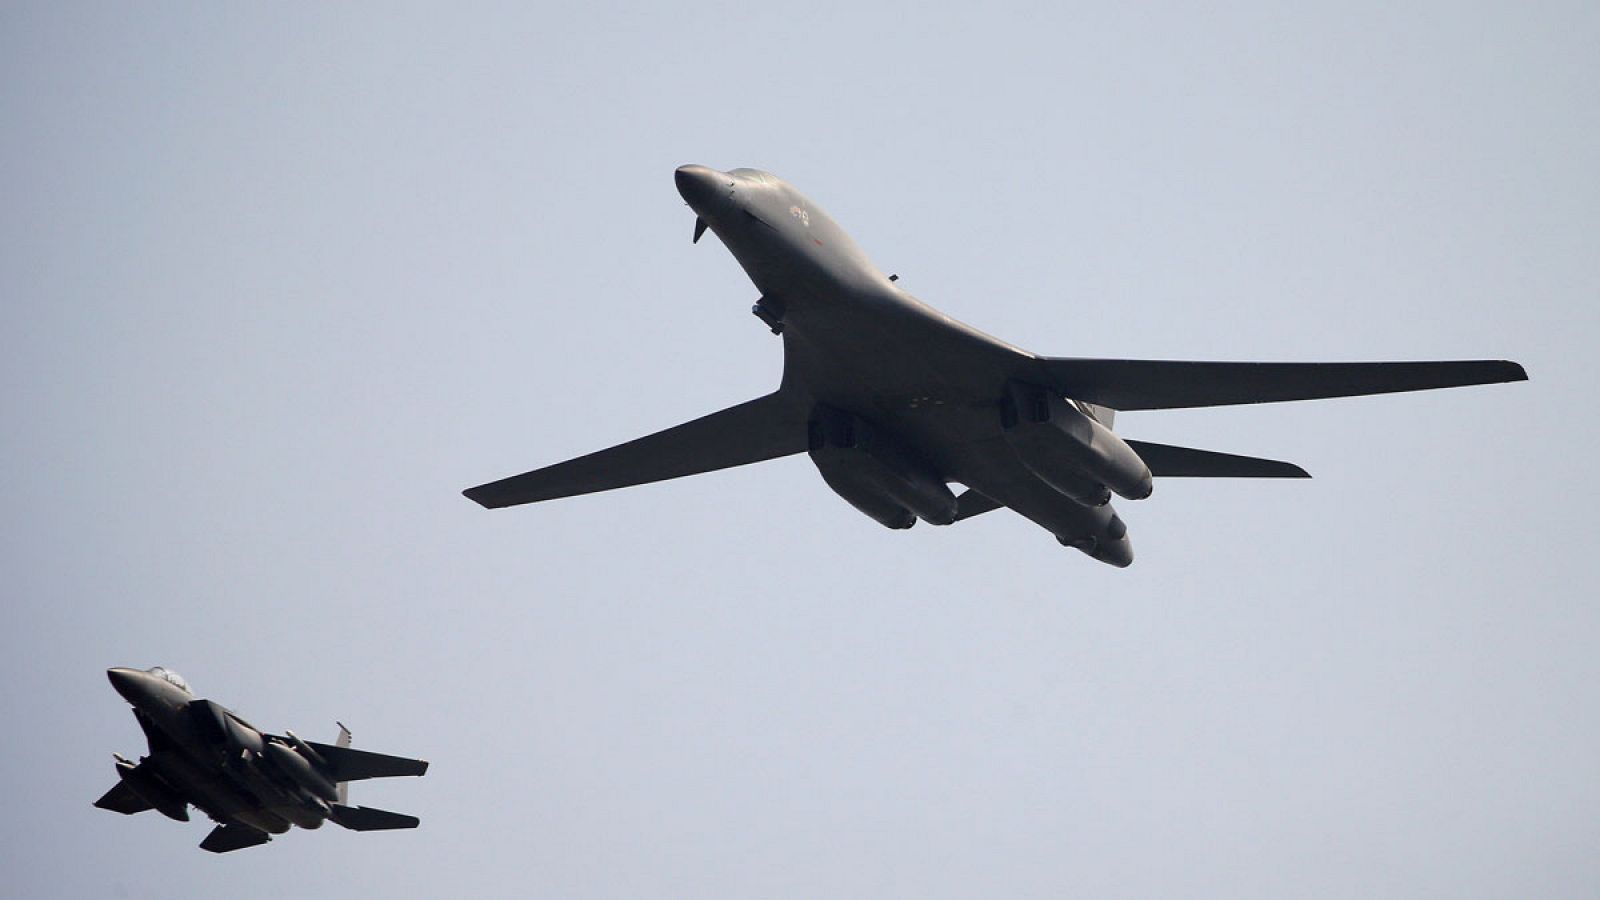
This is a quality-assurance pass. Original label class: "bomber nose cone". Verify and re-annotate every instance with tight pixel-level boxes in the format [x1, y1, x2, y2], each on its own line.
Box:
[674, 164, 725, 209]
[107, 667, 145, 703]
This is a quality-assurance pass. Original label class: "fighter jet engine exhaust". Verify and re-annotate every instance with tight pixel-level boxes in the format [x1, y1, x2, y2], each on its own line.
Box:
[1002, 381, 1153, 503]
[808, 407, 958, 529]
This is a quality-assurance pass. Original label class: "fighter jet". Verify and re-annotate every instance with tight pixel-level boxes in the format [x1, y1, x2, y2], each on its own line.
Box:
[94, 666, 427, 853]
[464, 165, 1526, 566]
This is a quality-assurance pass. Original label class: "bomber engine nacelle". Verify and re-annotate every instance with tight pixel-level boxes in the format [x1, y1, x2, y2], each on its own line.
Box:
[1002, 382, 1153, 502]
[808, 407, 958, 529]
[1056, 508, 1134, 568]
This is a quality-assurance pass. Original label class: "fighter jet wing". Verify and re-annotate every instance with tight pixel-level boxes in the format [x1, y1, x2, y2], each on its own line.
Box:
[94, 780, 153, 815]
[464, 391, 810, 508]
[302, 742, 429, 781]
[1028, 358, 1526, 411]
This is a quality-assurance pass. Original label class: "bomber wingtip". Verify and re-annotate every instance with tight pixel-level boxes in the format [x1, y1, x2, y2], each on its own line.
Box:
[1504, 360, 1529, 382]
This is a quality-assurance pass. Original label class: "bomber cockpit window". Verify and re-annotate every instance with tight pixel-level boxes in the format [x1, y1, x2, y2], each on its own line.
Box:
[148, 666, 191, 695]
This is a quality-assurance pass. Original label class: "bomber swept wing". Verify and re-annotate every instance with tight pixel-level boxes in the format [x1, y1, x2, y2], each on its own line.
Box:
[464, 390, 809, 509]
[1025, 358, 1526, 410]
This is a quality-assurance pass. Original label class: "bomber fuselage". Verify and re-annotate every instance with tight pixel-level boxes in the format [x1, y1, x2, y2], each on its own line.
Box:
[675, 165, 1135, 565]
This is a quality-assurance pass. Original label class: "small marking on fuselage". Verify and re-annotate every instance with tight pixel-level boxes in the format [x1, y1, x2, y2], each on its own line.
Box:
[789, 205, 809, 226]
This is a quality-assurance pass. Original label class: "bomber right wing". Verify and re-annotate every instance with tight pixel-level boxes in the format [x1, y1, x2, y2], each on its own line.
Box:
[1026, 358, 1526, 411]
[464, 390, 810, 508]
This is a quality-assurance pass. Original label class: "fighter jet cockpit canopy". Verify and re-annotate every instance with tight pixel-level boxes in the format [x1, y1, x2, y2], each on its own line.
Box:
[148, 666, 191, 695]
[728, 167, 777, 184]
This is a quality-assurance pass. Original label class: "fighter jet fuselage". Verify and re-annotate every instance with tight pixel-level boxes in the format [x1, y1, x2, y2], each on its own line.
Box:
[94, 667, 427, 852]
[465, 166, 1526, 566]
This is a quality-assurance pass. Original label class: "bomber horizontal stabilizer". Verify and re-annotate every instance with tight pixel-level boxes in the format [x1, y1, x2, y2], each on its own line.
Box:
[1028, 358, 1526, 410]
[953, 488, 1003, 521]
[330, 804, 420, 831]
[464, 390, 810, 508]
[200, 824, 272, 853]
[1124, 440, 1309, 478]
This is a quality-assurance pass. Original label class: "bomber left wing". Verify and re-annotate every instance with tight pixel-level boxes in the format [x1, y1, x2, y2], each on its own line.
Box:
[465, 390, 810, 508]
[1027, 358, 1526, 411]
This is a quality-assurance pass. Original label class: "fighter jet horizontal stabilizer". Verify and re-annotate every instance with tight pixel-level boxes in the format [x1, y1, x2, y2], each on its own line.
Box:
[329, 804, 421, 831]
[200, 824, 273, 853]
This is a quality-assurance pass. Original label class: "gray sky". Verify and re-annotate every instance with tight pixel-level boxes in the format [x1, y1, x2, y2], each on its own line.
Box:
[4, 2, 1596, 897]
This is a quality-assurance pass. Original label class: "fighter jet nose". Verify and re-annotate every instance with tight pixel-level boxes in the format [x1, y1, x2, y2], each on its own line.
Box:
[107, 667, 143, 702]
[674, 164, 726, 208]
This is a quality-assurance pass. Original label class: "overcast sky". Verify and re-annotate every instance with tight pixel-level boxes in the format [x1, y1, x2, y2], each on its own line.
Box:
[4, 3, 1596, 897]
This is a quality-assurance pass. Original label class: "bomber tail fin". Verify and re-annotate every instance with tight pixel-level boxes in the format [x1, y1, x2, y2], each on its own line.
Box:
[1124, 440, 1309, 479]
[1084, 402, 1115, 429]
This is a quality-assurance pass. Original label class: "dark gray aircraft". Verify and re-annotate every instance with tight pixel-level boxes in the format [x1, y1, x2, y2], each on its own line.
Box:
[95, 666, 427, 852]
[465, 165, 1526, 566]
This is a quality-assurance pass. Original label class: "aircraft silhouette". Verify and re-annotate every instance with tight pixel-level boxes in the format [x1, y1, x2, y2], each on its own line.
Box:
[465, 165, 1525, 566]
[95, 667, 427, 852]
